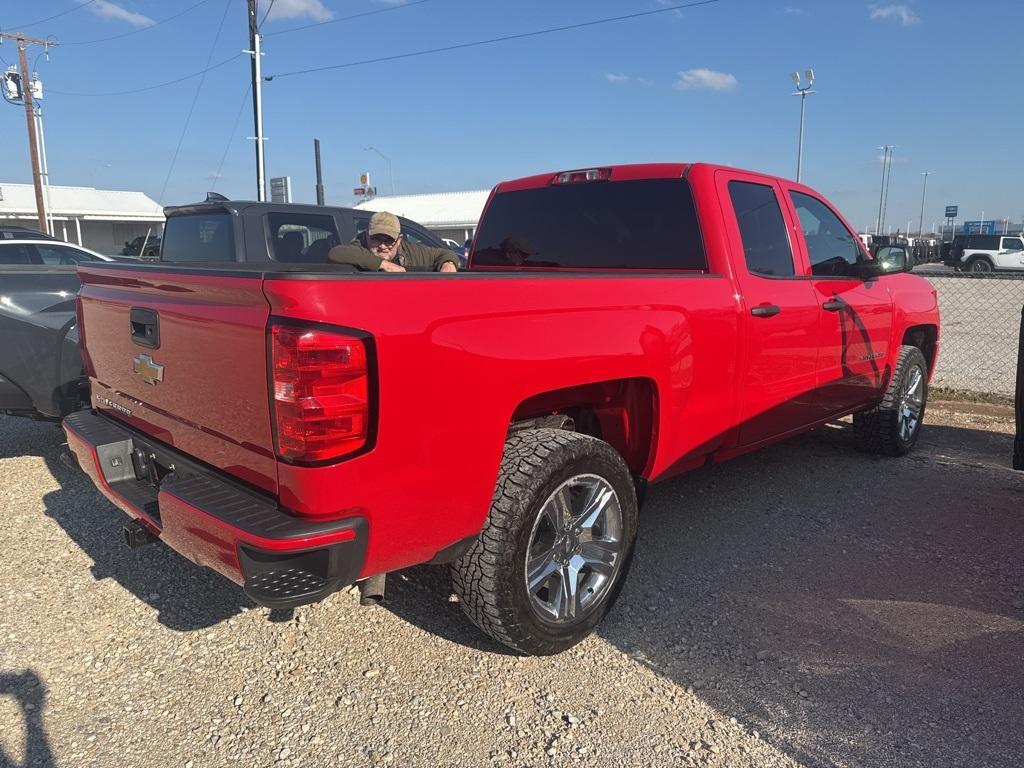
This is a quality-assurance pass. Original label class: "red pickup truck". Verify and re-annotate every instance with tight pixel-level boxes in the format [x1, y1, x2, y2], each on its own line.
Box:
[64, 163, 939, 655]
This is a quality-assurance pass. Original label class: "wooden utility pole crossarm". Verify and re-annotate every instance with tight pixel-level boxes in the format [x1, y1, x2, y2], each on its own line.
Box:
[0, 31, 58, 233]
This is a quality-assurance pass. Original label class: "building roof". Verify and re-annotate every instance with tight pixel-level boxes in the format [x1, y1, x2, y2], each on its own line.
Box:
[0, 182, 164, 222]
[353, 190, 491, 229]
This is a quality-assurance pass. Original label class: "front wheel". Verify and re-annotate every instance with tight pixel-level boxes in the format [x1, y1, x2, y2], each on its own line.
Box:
[966, 257, 994, 274]
[853, 345, 928, 456]
[451, 429, 638, 655]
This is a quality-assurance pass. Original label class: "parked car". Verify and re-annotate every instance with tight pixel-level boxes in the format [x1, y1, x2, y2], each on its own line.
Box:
[943, 233, 1024, 273]
[122, 235, 162, 259]
[64, 163, 939, 655]
[0, 224, 59, 241]
[0, 241, 117, 421]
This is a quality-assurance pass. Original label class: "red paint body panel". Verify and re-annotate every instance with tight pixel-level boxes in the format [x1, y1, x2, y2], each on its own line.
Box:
[71, 162, 941, 586]
[76, 268, 278, 494]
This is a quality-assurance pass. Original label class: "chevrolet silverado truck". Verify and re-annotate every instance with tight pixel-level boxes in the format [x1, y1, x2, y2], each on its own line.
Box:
[64, 163, 940, 655]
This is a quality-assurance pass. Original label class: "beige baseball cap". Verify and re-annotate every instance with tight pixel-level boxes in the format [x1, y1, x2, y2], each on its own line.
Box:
[368, 211, 401, 240]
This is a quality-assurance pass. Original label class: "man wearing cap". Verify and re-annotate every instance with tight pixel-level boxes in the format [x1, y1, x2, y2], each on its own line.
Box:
[328, 211, 459, 272]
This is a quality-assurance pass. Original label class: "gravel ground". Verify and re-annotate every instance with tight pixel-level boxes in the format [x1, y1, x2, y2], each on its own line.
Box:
[1, 402, 1022, 768]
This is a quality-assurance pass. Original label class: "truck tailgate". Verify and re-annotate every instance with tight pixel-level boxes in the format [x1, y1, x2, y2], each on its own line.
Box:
[77, 265, 278, 495]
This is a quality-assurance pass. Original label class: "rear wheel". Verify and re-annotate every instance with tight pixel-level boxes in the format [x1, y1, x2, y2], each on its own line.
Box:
[966, 256, 994, 273]
[854, 345, 928, 456]
[451, 428, 638, 655]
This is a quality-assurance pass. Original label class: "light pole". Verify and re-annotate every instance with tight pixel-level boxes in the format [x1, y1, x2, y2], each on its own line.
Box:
[365, 146, 395, 195]
[791, 69, 815, 183]
[917, 171, 931, 236]
[875, 145, 894, 235]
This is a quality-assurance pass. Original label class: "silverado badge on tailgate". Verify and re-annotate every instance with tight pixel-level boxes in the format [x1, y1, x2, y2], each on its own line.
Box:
[132, 354, 164, 386]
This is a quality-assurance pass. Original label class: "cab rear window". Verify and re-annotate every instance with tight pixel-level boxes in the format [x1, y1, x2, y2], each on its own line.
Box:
[161, 212, 235, 262]
[472, 178, 706, 270]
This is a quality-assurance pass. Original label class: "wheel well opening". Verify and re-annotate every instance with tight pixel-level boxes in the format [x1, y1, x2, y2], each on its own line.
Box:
[902, 324, 937, 375]
[510, 378, 657, 478]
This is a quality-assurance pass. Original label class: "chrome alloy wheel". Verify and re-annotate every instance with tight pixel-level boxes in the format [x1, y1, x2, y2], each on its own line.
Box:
[898, 364, 925, 442]
[523, 474, 624, 625]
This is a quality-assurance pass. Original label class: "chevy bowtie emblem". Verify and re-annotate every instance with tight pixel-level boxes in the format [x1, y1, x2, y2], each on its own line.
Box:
[132, 353, 164, 386]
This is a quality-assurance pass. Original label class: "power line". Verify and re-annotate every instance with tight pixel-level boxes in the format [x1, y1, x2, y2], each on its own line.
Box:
[12, 0, 98, 30]
[263, 0, 434, 38]
[260, 0, 280, 30]
[211, 83, 253, 192]
[59, 0, 217, 46]
[49, 52, 243, 96]
[266, 0, 721, 80]
[158, 0, 234, 204]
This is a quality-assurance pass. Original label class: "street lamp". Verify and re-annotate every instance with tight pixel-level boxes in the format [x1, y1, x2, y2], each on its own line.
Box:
[917, 171, 931, 236]
[791, 68, 815, 183]
[875, 145, 895, 235]
[364, 146, 395, 195]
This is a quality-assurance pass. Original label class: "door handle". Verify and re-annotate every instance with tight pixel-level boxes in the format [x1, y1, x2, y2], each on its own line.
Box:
[822, 300, 843, 312]
[750, 304, 781, 318]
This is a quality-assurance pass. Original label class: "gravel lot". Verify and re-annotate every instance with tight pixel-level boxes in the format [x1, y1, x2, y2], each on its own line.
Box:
[1, 402, 1022, 768]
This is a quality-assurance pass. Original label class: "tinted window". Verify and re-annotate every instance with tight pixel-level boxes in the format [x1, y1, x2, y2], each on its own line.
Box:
[789, 191, 861, 277]
[0, 243, 37, 264]
[473, 178, 706, 270]
[161, 212, 235, 262]
[34, 244, 101, 265]
[1001, 237, 1022, 252]
[267, 213, 340, 263]
[727, 181, 794, 277]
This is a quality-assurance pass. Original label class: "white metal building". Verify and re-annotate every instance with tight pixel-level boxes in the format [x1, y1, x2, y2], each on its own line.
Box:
[353, 190, 491, 244]
[0, 182, 164, 255]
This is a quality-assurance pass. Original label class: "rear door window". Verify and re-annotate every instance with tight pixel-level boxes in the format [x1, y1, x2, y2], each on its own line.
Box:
[0, 243, 38, 264]
[727, 181, 794, 277]
[33, 244, 102, 265]
[162, 212, 235, 262]
[472, 178, 706, 270]
[267, 213, 340, 263]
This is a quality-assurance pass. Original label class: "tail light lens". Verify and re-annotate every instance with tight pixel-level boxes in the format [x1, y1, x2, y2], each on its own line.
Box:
[270, 323, 372, 463]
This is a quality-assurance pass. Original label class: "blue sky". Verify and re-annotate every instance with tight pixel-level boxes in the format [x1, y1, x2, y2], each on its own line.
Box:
[2, 0, 1021, 232]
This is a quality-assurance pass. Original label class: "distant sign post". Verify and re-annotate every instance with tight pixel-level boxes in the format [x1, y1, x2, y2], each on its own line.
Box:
[945, 205, 958, 218]
[270, 176, 292, 204]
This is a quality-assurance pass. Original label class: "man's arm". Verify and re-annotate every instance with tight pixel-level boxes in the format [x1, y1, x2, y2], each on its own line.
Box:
[328, 244, 383, 271]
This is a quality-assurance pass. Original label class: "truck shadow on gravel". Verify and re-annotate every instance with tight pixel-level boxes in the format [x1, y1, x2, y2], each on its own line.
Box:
[0, 670, 54, 768]
[597, 419, 1024, 768]
[3, 418, 253, 632]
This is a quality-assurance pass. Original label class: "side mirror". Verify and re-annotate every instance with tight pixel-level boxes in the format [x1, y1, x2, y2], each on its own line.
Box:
[862, 246, 910, 278]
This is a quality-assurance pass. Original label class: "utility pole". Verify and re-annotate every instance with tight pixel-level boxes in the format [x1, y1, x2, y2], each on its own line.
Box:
[314, 139, 325, 205]
[246, 0, 266, 201]
[1, 32, 56, 232]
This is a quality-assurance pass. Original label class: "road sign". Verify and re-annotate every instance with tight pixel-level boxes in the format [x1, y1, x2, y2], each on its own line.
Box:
[353, 187, 365, 196]
[945, 205, 958, 218]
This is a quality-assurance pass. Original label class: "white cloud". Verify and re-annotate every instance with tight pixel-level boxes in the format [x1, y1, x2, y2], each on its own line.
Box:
[782, 6, 805, 15]
[260, 0, 333, 23]
[869, 4, 920, 25]
[88, 1, 154, 28]
[674, 68, 738, 92]
[605, 73, 630, 83]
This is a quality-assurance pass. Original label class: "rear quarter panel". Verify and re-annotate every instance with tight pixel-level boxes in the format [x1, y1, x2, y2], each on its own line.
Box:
[263, 273, 740, 576]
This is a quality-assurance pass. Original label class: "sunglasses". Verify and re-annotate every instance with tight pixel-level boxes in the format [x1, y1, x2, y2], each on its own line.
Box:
[369, 233, 399, 247]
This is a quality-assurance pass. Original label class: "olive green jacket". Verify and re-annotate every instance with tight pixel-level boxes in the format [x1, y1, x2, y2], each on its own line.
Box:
[327, 232, 459, 272]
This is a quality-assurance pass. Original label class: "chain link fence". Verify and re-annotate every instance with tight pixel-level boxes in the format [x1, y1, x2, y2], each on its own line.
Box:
[925, 272, 1024, 399]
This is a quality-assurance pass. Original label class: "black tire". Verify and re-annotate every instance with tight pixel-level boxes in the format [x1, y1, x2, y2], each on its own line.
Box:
[966, 256, 994, 274]
[451, 428, 638, 655]
[853, 345, 928, 456]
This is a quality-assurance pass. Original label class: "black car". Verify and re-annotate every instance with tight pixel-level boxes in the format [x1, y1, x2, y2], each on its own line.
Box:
[122, 234, 162, 259]
[0, 224, 59, 241]
[159, 195, 450, 266]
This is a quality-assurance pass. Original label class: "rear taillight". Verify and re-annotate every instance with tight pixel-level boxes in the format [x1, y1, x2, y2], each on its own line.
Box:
[76, 296, 96, 378]
[551, 167, 611, 184]
[270, 323, 372, 463]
